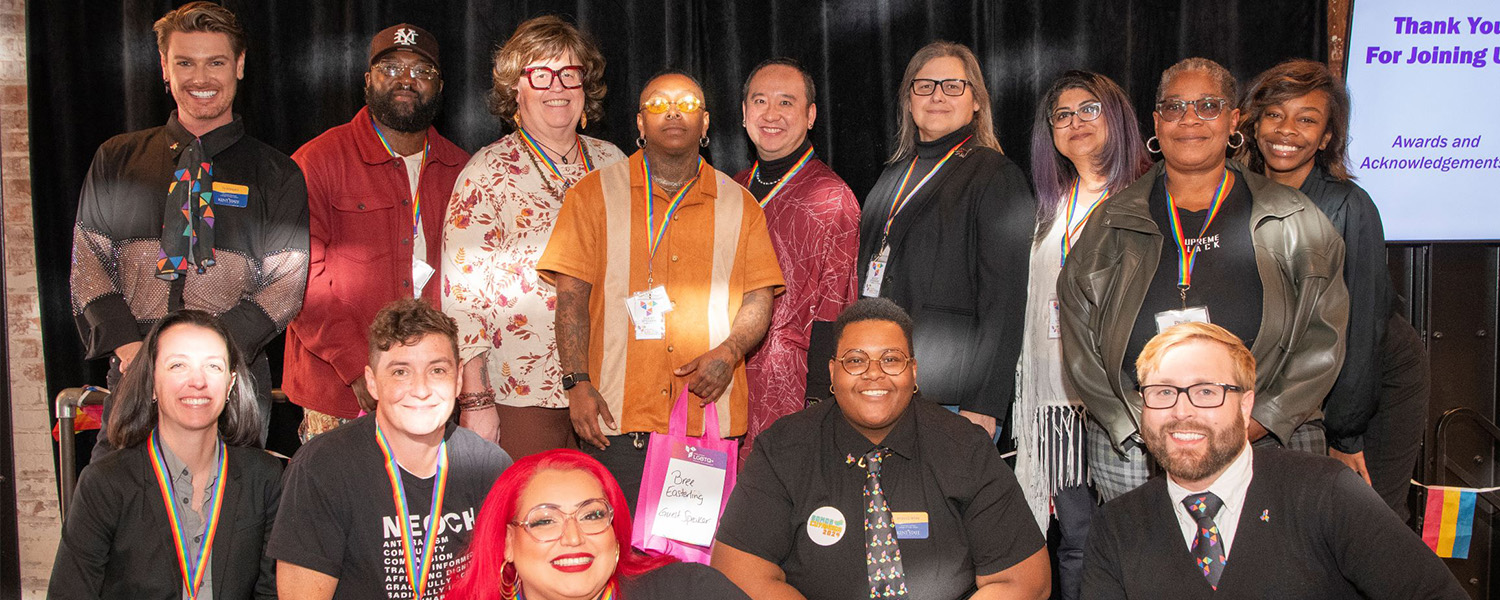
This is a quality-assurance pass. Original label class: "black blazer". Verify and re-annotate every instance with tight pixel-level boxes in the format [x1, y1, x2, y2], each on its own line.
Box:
[1083, 446, 1466, 599]
[49, 442, 282, 600]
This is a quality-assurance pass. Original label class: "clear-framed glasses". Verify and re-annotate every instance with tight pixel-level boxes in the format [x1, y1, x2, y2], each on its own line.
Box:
[522, 65, 585, 90]
[1136, 382, 1244, 410]
[910, 78, 971, 97]
[372, 61, 440, 81]
[510, 498, 614, 542]
[639, 96, 704, 114]
[835, 349, 912, 377]
[1048, 101, 1103, 128]
[1155, 97, 1229, 122]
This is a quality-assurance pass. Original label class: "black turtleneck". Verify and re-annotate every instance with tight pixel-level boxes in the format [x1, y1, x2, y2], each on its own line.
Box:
[747, 139, 815, 200]
[915, 122, 976, 159]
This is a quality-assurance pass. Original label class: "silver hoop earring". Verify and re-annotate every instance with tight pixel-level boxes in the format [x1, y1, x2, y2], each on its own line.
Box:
[635, 136, 646, 149]
[1145, 136, 1162, 154]
[1228, 131, 1245, 149]
[699, 135, 710, 148]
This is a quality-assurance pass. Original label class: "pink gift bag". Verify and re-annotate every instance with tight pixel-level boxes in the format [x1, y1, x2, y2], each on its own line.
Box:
[631, 389, 739, 564]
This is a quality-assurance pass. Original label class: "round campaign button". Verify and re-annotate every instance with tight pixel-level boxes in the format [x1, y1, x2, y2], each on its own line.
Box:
[805, 506, 847, 546]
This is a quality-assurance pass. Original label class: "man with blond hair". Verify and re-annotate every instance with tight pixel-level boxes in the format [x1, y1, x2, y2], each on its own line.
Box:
[1083, 322, 1462, 599]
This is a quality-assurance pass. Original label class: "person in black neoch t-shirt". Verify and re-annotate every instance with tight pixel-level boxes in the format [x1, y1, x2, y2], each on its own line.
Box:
[268, 299, 513, 599]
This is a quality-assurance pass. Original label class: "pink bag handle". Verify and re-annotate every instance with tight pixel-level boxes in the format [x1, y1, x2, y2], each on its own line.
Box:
[667, 387, 723, 441]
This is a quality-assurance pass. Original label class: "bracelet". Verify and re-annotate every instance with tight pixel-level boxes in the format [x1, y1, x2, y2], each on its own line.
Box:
[457, 390, 497, 411]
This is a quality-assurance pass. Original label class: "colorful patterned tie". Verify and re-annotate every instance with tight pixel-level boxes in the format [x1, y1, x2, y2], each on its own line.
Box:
[861, 447, 908, 599]
[158, 137, 216, 280]
[1182, 491, 1227, 589]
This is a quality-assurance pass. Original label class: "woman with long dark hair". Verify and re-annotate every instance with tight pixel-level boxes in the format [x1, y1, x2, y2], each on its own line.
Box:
[50, 310, 280, 599]
[1019, 70, 1151, 599]
[1239, 58, 1427, 520]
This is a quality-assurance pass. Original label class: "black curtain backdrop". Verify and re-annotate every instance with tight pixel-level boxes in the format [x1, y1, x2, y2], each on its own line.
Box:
[28, 0, 1325, 409]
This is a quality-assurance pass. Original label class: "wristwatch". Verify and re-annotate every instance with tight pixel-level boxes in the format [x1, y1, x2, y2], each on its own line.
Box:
[561, 372, 590, 390]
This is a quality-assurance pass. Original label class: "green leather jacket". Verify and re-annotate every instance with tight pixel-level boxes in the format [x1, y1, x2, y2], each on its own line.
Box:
[1059, 160, 1348, 452]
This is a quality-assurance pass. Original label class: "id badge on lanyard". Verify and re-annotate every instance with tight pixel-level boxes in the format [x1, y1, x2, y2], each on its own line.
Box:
[862, 245, 890, 298]
[626, 286, 672, 340]
[863, 136, 971, 300]
[1158, 171, 1230, 333]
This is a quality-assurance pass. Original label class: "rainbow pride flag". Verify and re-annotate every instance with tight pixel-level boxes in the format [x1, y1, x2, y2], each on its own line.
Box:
[1422, 486, 1476, 559]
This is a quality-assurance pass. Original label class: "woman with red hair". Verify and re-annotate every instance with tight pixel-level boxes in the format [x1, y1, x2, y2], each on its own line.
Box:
[444, 449, 746, 599]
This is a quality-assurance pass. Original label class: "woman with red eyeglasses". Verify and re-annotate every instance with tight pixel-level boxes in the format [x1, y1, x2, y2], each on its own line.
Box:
[442, 16, 626, 458]
[1059, 58, 1349, 503]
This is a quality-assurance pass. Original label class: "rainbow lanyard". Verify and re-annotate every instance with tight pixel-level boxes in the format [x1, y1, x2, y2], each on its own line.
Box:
[641, 155, 703, 260]
[147, 431, 227, 600]
[750, 145, 815, 208]
[881, 135, 971, 239]
[375, 423, 449, 600]
[371, 114, 430, 237]
[1165, 169, 1232, 295]
[518, 127, 594, 182]
[1059, 179, 1108, 266]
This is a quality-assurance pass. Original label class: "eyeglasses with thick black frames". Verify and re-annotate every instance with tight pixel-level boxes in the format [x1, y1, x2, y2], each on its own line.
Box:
[910, 78, 971, 97]
[1155, 97, 1230, 122]
[522, 65, 585, 90]
[1136, 382, 1245, 410]
[509, 498, 614, 542]
[834, 349, 912, 377]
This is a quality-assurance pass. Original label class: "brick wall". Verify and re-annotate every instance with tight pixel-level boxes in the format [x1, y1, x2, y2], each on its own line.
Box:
[0, 0, 62, 596]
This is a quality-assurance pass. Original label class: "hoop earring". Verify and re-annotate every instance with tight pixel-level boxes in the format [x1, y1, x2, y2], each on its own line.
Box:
[829, 384, 835, 396]
[635, 136, 646, 149]
[699, 135, 710, 148]
[499, 561, 520, 600]
[1228, 131, 1245, 149]
[1145, 136, 1162, 154]
[913, 383, 920, 395]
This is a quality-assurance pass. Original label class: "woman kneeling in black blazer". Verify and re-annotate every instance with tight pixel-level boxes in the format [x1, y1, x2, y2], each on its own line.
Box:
[50, 310, 281, 599]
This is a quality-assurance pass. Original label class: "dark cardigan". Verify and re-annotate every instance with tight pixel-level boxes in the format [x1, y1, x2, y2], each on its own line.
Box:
[1083, 446, 1466, 599]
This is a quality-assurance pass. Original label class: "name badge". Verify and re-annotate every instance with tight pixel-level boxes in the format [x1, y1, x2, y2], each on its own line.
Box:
[862, 245, 891, 298]
[211, 182, 249, 207]
[1047, 295, 1062, 339]
[892, 511, 930, 539]
[1155, 306, 1211, 333]
[625, 286, 672, 340]
[806, 506, 847, 546]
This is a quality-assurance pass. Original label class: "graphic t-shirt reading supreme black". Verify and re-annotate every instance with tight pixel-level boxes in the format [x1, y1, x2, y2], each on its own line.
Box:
[1126, 174, 1263, 385]
[268, 415, 512, 599]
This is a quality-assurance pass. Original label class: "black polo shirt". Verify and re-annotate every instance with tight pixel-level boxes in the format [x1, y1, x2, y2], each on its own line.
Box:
[716, 399, 1043, 600]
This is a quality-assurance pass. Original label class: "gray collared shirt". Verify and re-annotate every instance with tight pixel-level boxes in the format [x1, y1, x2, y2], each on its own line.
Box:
[159, 440, 221, 600]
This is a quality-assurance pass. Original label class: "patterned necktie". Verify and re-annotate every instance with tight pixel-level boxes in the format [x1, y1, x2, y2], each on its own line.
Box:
[1182, 491, 1227, 589]
[158, 137, 216, 280]
[861, 447, 908, 599]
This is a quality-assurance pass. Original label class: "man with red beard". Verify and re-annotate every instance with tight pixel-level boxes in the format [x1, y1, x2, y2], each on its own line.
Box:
[1083, 322, 1463, 599]
[70, 2, 308, 457]
[283, 23, 470, 442]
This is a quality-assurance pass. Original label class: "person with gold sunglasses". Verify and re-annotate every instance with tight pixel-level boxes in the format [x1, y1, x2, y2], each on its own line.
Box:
[537, 70, 784, 510]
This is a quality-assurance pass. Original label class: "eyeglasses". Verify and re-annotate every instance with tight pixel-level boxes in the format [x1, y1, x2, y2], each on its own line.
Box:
[911, 78, 971, 97]
[1137, 382, 1244, 410]
[1048, 101, 1103, 128]
[835, 349, 912, 377]
[639, 96, 704, 114]
[522, 65, 585, 90]
[372, 62, 440, 81]
[510, 498, 614, 542]
[1155, 97, 1230, 122]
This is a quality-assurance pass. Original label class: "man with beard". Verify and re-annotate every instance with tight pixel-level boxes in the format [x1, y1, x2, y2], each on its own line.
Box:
[1083, 323, 1463, 599]
[283, 23, 470, 441]
[70, 2, 308, 457]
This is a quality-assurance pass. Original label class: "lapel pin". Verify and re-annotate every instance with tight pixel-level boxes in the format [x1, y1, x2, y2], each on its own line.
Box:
[1260, 509, 1270, 522]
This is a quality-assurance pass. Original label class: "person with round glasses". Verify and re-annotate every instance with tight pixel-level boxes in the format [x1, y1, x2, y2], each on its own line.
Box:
[442, 16, 626, 458]
[713, 298, 1049, 600]
[855, 41, 1035, 443]
[443, 449, 748, 599]
[1238, 59, 1428, 521]
[1059, 57, 1349, 503]
[537, 70, 783, 509]
[1017, 70, 1152, 600]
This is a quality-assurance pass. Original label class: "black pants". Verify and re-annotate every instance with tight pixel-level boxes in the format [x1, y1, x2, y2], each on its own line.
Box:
[92, 351, 273, 462]
[583, 433, 651, 516]
[1366, 313, 1429, 522]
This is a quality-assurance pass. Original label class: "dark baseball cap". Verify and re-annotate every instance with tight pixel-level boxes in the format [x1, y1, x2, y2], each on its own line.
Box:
[369, 24, 440, 69]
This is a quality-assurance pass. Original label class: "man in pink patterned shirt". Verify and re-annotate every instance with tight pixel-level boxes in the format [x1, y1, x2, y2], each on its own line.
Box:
[734, 58, 860, 458]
